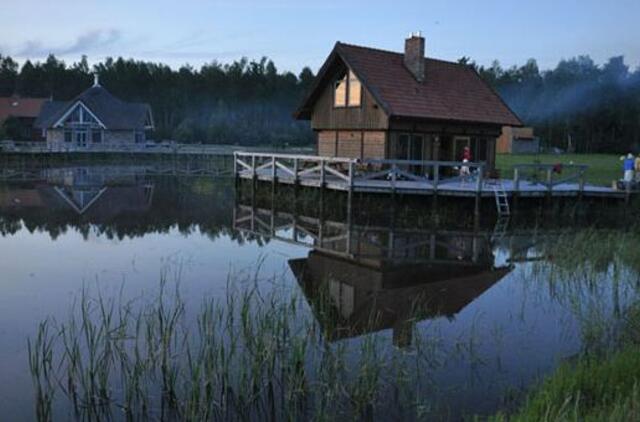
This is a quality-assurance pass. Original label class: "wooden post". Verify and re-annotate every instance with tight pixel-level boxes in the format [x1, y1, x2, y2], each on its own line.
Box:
[251, 154, 256, 178]
[348, 160, 354, 192]
[320, 159, 326, 187]
[546, 167, 553, 196]
[433, 163, 440, 193]
[391, 163, 397, 193]
[476, 164, 484, 194]
[271, 156, 277, 181]
[514, 167, 520, 194]
[578, 168, 585, 199]
[233, 153, 237, 177]
[293, 158, 299, 185]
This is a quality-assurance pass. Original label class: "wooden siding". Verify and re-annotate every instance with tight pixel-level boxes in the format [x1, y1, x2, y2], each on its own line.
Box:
[318, 131, 337, 156]
[317, 130, 387, 159]
[310, 68, 388, 131]
[337, 131, 362, 158]
[362, 131, 386, 158]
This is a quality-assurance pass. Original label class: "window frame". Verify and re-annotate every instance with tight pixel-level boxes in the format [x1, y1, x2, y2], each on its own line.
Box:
[92, 129, 103, 144]
[333, 69, 362, 109]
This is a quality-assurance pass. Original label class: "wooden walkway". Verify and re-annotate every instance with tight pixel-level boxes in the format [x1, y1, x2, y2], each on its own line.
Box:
[234, 152, 631, 200]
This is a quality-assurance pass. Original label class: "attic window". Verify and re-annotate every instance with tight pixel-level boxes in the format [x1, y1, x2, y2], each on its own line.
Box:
[334, 74, 347, 107]
[334, 70, 362, 108]
[348, 71, 361, 106]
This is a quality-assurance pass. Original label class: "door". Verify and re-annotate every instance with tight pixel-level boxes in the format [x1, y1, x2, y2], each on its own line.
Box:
[75, 130, 87, 148]
[397, 134, 424, 175]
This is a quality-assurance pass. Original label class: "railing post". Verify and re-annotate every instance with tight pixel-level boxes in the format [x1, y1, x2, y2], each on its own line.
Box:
[578, 168, 585, 195]
[271, 156, 277, 180]
[320, 159, 325, 186]
[348, 160, 354, 190]
[546, 167, 553, 195]
[433, 164, 439, 192]
[233, 152, 237, 176]
[293, 158, 299, 185]
[476, 164, 483, 194]
[251, 154, 256, 179]
[391, 163, 397, 192]
[514, 167, 520, 193]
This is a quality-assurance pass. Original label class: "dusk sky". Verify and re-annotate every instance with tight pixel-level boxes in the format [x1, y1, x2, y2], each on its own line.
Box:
[1, 0, 638, 73]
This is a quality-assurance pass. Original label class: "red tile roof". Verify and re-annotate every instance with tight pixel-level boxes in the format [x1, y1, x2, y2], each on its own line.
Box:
[0, 97, 48, 121]
[296, 42, 523, 127]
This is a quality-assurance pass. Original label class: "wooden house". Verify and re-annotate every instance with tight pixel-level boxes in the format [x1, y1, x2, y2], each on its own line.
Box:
[34, 75, 154, 150]
[496, 126, 540, 154]
[294, 34, 522, 171]
[0, 96, 48, 141]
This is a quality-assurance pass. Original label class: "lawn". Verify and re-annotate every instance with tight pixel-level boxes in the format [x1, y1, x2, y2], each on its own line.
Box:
[495, 153, 625, 187]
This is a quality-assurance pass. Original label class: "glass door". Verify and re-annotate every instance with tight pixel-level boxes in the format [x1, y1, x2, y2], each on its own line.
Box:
[75, 130, 87, 148]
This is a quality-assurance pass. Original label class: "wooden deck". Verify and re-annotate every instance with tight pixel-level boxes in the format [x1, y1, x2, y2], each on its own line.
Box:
[234, 152, 632, 200]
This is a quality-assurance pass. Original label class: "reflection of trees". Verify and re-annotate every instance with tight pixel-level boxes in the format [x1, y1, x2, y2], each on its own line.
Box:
[0, 177, 256, 243]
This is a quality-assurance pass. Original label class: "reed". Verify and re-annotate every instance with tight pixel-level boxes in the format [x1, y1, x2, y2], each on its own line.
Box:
[28, 270, 445, 421]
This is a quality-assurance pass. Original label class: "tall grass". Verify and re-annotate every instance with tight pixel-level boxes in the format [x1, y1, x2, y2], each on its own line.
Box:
[28, 272, 445, 421]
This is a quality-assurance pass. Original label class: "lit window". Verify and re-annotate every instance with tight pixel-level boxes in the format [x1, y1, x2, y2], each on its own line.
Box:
[334, 74, 347, 107]
[348, 71, 361, 106]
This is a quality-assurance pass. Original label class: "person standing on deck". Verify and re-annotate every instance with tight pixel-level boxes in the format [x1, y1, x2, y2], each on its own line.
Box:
[622, 153, 635, 185]
[462, 146, 472, 162]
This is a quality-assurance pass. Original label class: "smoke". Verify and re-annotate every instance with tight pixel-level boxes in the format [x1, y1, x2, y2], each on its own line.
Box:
[493, 56, 640, 125]
[16, 29, 122, 58]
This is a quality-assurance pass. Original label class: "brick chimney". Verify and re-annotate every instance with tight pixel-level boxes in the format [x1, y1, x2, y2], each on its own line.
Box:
[404, 32, 425, 82]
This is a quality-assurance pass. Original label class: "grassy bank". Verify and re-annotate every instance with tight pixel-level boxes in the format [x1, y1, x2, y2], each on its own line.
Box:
[491, 302, 640, 421]
[491, 346, 640, 421]
[496, 153, 623, 186]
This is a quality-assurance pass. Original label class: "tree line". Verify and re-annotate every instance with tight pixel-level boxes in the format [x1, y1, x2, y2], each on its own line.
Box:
[0, 54, 316, 146]
[1, 52, 639, 152]
[461, 55, 640, 153]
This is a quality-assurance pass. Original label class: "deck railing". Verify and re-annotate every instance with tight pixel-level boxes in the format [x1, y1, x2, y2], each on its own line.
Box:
[234, 151, 357, 186]
[234, 152, 487, 193]
[359, 158, 485, 193]
[512, 163, 588, 194]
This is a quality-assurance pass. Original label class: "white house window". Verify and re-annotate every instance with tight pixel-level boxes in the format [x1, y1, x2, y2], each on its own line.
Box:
[92, 129, 102, 143]
[68, 107, 81, 123]
[64, 129, 72, 143]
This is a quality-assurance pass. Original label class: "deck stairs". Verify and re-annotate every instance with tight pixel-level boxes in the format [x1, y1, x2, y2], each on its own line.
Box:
[493, 182, 511, 216]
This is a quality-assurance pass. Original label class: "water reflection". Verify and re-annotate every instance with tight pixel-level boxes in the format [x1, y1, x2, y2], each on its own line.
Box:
[0, 163, 638, 420]
[0, 165, 153, 217]
[234, 197, 516, 346]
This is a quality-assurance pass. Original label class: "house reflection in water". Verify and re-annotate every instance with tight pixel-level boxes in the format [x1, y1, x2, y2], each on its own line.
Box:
[233, 204, 512, 347]
[0, 166, 154, 220]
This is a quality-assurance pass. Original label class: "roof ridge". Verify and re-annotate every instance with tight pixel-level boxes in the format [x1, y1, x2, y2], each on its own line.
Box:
[336, 41, 466, 67]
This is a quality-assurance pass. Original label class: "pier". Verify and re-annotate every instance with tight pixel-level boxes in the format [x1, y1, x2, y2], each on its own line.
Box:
[234, 152, 633, 201]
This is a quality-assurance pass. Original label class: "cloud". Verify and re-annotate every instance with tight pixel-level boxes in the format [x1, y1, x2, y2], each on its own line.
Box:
[15, 29, 122, 57]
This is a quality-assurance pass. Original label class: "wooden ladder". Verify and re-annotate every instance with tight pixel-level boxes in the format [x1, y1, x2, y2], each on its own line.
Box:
[493, 182, 511, 216]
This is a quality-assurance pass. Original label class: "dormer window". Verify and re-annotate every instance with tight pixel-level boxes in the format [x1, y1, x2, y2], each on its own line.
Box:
[348, 71, 361, 106]
[334, 74, 347, 107]
[334, 70, 361, 108]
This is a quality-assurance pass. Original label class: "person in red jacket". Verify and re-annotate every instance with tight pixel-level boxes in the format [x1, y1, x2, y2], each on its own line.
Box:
[462, 146, 472, 161]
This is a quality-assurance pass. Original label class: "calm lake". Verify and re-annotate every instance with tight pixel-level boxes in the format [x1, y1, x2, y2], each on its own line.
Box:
[0, 161, 638, 420]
